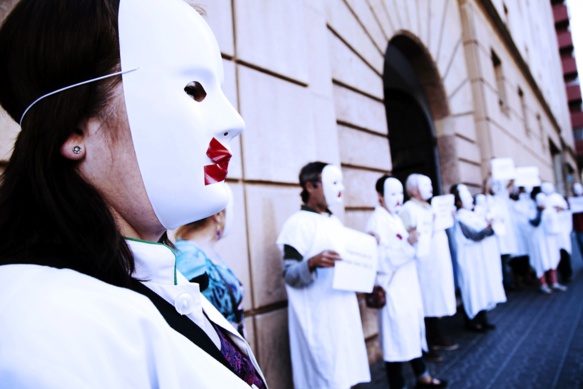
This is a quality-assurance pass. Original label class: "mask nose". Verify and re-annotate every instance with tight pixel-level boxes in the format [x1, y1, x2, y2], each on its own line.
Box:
[212, 92, 244, 143]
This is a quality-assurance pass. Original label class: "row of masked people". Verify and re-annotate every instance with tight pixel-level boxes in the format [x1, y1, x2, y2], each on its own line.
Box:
[477, 178, 573, 295]
[275, 163, 456, 389]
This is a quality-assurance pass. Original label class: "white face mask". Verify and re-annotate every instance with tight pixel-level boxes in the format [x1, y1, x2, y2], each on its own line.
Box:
[541, 182, 555, 195]
[322, 165, 345, 205]
[118, 0, 244, 229]
[384, 178, 404, 214]
[574, 183, 583, 196]
[459, 187, 474, 210]
[418, 176, 433, 201]
[475, 194, 486, 208]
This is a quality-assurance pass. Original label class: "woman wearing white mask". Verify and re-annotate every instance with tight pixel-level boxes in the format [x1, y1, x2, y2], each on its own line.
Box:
[451, 184, 506, 332]
[367, 175, 447, 389]
[529, 193, 567, 294]
[400, 174, 458, 361]
[0, 0, 266, 387]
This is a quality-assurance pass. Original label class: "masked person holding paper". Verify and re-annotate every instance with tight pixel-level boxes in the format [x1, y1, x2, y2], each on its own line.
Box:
[0, 1, 267, 387]
[400, 174, 458, 362]
[276, 162, 370, 389]
[451, 184, 506, 332]
[484, 177, 521, 291]
[529, 193, 568, 294]
[367, 175, 448, 389]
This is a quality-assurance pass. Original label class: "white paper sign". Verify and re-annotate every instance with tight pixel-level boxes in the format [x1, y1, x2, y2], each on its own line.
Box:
[515, 166, 541, 188]
[568, 197, 583, 213]
[491, 158, 517, 181]
[557, 210, 573, 233]
[432, 194, 455, 231]
[333, 228, 378, 293]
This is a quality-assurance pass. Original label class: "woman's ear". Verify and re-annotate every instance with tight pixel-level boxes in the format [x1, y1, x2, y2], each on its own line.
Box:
[60, 128, 86, 160]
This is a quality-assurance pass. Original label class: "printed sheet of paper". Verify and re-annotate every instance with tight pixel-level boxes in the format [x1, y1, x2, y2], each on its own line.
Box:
[333, 227, 378, 293]
[569, 197, 583, 214]
[432, 194, 455, 231]
[558, 210, 573, 232]
[491, 158, 516, 181]
[515, 166, 540, 188]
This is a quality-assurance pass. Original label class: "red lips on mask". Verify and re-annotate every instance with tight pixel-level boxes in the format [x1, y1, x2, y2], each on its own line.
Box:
[204, 138, 231, 185]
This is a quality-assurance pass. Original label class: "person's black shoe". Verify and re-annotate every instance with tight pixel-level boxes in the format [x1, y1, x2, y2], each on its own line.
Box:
[431, 338, 459, 351]
[465, 323, 486, 333]
[482, 322, 496, 331]
[416, 377, 448, 388]
[423, 350, 444, 363]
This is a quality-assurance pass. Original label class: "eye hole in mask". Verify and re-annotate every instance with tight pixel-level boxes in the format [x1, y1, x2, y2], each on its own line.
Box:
[184, 81, 207, 102]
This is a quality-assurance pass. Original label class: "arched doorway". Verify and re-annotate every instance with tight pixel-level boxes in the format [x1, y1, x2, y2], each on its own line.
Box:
[384, 34, 449, 196]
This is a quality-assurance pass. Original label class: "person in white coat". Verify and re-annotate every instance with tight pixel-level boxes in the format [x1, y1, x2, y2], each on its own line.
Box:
[367, 175, 447, 389]
[544, 188, 573, 284]
[451, 184, 506, 332]
[276, 162, 370, 389]
[0, 1, 266, 387]
[484, 177, 521, 290]
[528, 193, 568, 294]
[400, 174, 458, 362]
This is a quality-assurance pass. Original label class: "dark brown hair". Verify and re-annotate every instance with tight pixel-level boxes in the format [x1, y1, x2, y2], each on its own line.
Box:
[299, 161, 327, 204]
[0, 0, 135, 286]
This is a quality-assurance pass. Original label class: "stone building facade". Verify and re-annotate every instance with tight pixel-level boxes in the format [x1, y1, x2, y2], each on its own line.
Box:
[0, 1, 577, 388]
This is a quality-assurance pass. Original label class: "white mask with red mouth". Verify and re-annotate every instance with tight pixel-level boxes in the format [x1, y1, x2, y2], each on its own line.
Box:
[119, 0, 244, 229]
[383, 178, 404, 214]
[322, 165, 345, 205]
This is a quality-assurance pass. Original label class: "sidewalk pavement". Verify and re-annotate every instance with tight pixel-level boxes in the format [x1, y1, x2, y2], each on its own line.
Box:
[356, 246, 583, 389]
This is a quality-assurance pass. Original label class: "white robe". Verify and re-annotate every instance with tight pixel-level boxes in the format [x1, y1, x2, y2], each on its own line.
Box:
[276, 210, 370, 389]
[366, 206, 427, 362]
[400, 199, 457, 318]
[0, 240, 266, 388]
[455, 209, 506, 319]
[487, 193, 520, 256]
[512, 195, 536, 257]
[529, 208, 561, 277]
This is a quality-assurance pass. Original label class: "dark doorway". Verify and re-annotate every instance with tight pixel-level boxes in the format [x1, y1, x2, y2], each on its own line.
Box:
[386, 89, 439, 195]
[384, 36, 444, 196]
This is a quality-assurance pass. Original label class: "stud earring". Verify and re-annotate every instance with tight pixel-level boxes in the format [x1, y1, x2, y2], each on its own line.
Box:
[216, 225, 222, 240]
[73, 146, 82, 154]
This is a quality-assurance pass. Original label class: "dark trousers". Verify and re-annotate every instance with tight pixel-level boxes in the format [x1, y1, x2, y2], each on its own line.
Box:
[501, 254, 514, 287]
[385, 357, 428, 389]
[463, 309, 489, 327]
[424, 317, 442, 347]
[558, 249, 572, 283]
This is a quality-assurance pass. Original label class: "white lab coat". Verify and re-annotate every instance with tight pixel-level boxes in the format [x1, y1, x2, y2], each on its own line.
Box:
[455, 209, 506, 319]
[512, 194, 536, 257]
[400, 199, 457, 318]
[366, 206, 427, 362]
[529, 208, 561, 277]
[0, 240, 266, 388]
[487, 193, 520, 256]
[276, 210, 370, 389]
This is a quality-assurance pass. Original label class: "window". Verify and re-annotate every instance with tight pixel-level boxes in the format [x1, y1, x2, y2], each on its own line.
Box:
[492, 50, 509, 114]
[537, 114, 546, 150]
[518, 88, 529, 136]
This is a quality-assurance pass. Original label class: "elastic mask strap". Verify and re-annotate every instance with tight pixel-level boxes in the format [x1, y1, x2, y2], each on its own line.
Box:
[19, 67, 138, 126]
